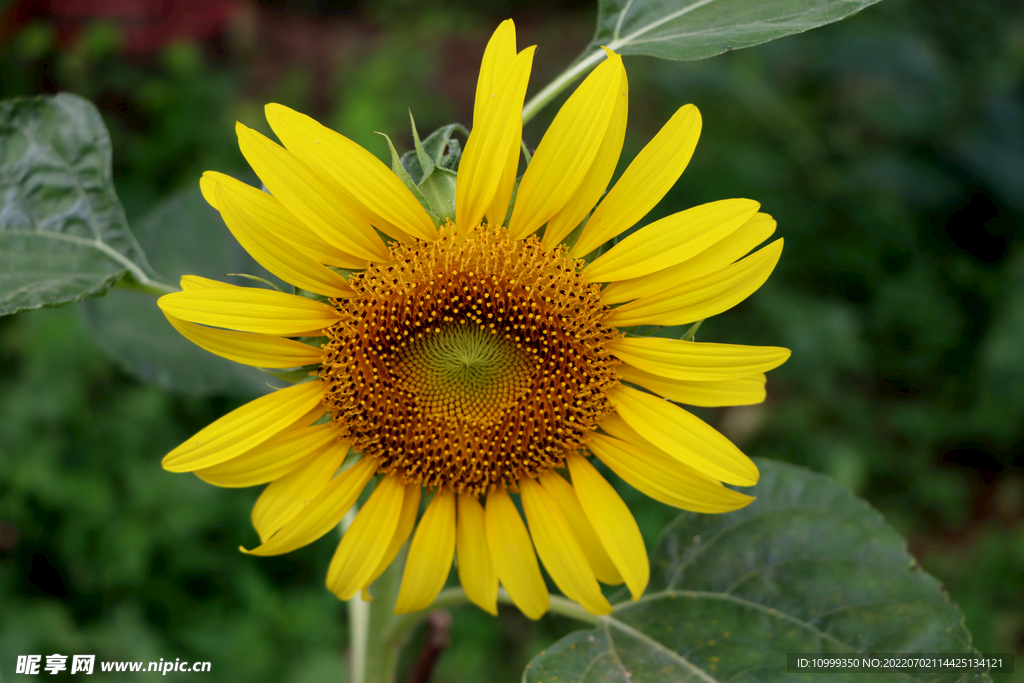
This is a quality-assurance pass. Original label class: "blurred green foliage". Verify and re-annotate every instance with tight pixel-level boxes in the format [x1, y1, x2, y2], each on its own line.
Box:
[1, 0, 1022, 681]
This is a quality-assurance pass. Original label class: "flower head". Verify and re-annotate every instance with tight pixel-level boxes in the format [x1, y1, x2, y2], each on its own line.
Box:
[157, 19, 789, 619]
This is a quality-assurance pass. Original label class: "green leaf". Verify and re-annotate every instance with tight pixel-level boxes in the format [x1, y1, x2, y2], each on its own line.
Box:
[81, 184, 278, 397]
[439, 138, 462, 171]
[588, 0, 886, 62]
[524, 460, 990, 683]
[379, 131, 437, 223]
[423, 124, 461, 163]
[401, 123, 466, 183]
[418, 168, 458, 224]
[408, 111, 436, 178]
[0, 93, 168, 317]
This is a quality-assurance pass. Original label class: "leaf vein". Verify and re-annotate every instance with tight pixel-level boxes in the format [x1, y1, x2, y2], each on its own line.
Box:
[578, 647, 618, 681]
[721, 555, 898, 596]
[613, 0, 637, 41]
[614, 0, 723, 49]
[603, 616, 720, 682]
[623, 9, 832, 47]
[663, 503, 883, 590]
[600, 620, 634, 681]
[615, 589, 851, 649]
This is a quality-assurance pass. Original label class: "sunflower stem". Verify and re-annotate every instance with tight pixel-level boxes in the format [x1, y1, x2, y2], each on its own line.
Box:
[380, 588, 600, 657]
[546, 595, 603, 625]
[347, 593, 370, 683]
[343, 507, 407, 683]
[377, 587, 469, 661]
[342, 508, 370, 683]
[114, 273, 178, 296]
[521, 49, 608, 125]
[362, 551, 406, 683]
[348, 565, 406, 683]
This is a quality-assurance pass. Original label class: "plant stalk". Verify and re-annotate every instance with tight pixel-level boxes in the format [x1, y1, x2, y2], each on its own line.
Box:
[115, 274, 178, 296]
[381, 588, 600, 656]
[360, 551, 406, 683]
[521, 49, 609, 125]
[348, 592, 370, 683]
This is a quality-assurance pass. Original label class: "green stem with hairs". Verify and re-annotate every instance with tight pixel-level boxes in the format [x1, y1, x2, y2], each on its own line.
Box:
[379, 587, 600, 667]
[353, 582, 600, 683]
[114, 272, 178, 296]
[360, 551, 407, 683]
[522, 49, 610, 125]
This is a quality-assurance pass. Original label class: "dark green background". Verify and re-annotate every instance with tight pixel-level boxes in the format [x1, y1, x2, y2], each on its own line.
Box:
[1, 0, 1022, 680]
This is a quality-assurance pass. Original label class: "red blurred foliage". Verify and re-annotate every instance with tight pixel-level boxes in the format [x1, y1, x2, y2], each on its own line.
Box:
[2, 0, 243, 53]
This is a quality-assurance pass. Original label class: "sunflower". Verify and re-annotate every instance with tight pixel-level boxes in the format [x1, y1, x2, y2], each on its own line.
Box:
[156, 19, 789, 619]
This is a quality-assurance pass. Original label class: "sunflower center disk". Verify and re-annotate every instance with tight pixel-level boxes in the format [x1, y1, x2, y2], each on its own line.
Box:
[320, 224, 620, 495]
[394, 323, 534, 424]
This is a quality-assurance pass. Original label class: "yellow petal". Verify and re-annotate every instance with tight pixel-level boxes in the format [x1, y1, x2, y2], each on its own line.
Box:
[173, 278, 335, 335]
[602, 212, 776, 304]
[584, 199, 759, 282]
[520, 478, 612, 615]
[571, 105, 701, 258]
[162, 380, 325, 472]
[200, 171, 365, 269]
[605, 238, 784, 327]
[235, 122, 389, 262]
[485, 488, 549, 619]
[590, 425, 754, 513]
[457, 47, 536, 233]
[394, 488, 458, 613]
[543, 62, 628, 249]
[199, 172, 219, 207]
[474, 21, 521, 228]
[265, 104, 436, 242]
[362, 483, 422, 598]
[566, 452, 648, 601]
[242, 456, 376, 556]
[473, 20, 517, 126]
[488, 141, 520, 228]
[327, 474, 406, 600]
[508, 51, 624, 241]
[194, 422, 340, 488]
[608, 383, 758, 486]
[164, 314, 324, 369]
[537, 471, 622, 586]
[607, 336, 791, 381]
[157, 287, 340, 336]
[213, 180, 354, 298]
[290, 403, 329, 428]
[172, 280, 327, 341]
[250, 438, 351, 541]
[456, 493, 498, 615]
[617, 365, 767, 407]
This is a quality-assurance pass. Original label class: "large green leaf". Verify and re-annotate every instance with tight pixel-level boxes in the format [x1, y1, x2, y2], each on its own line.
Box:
[82, 184, 277, 397]
[0, 93, 167, 316]
[524, 460, 990, 683]
[588, 0, 885, 61]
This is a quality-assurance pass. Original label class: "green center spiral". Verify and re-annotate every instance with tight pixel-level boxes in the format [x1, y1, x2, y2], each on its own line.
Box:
[392, 322, 536, 424]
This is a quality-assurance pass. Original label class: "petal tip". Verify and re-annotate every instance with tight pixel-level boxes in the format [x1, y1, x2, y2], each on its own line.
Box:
[264, 102, 287, 117]
[740, 464, 760, 487]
